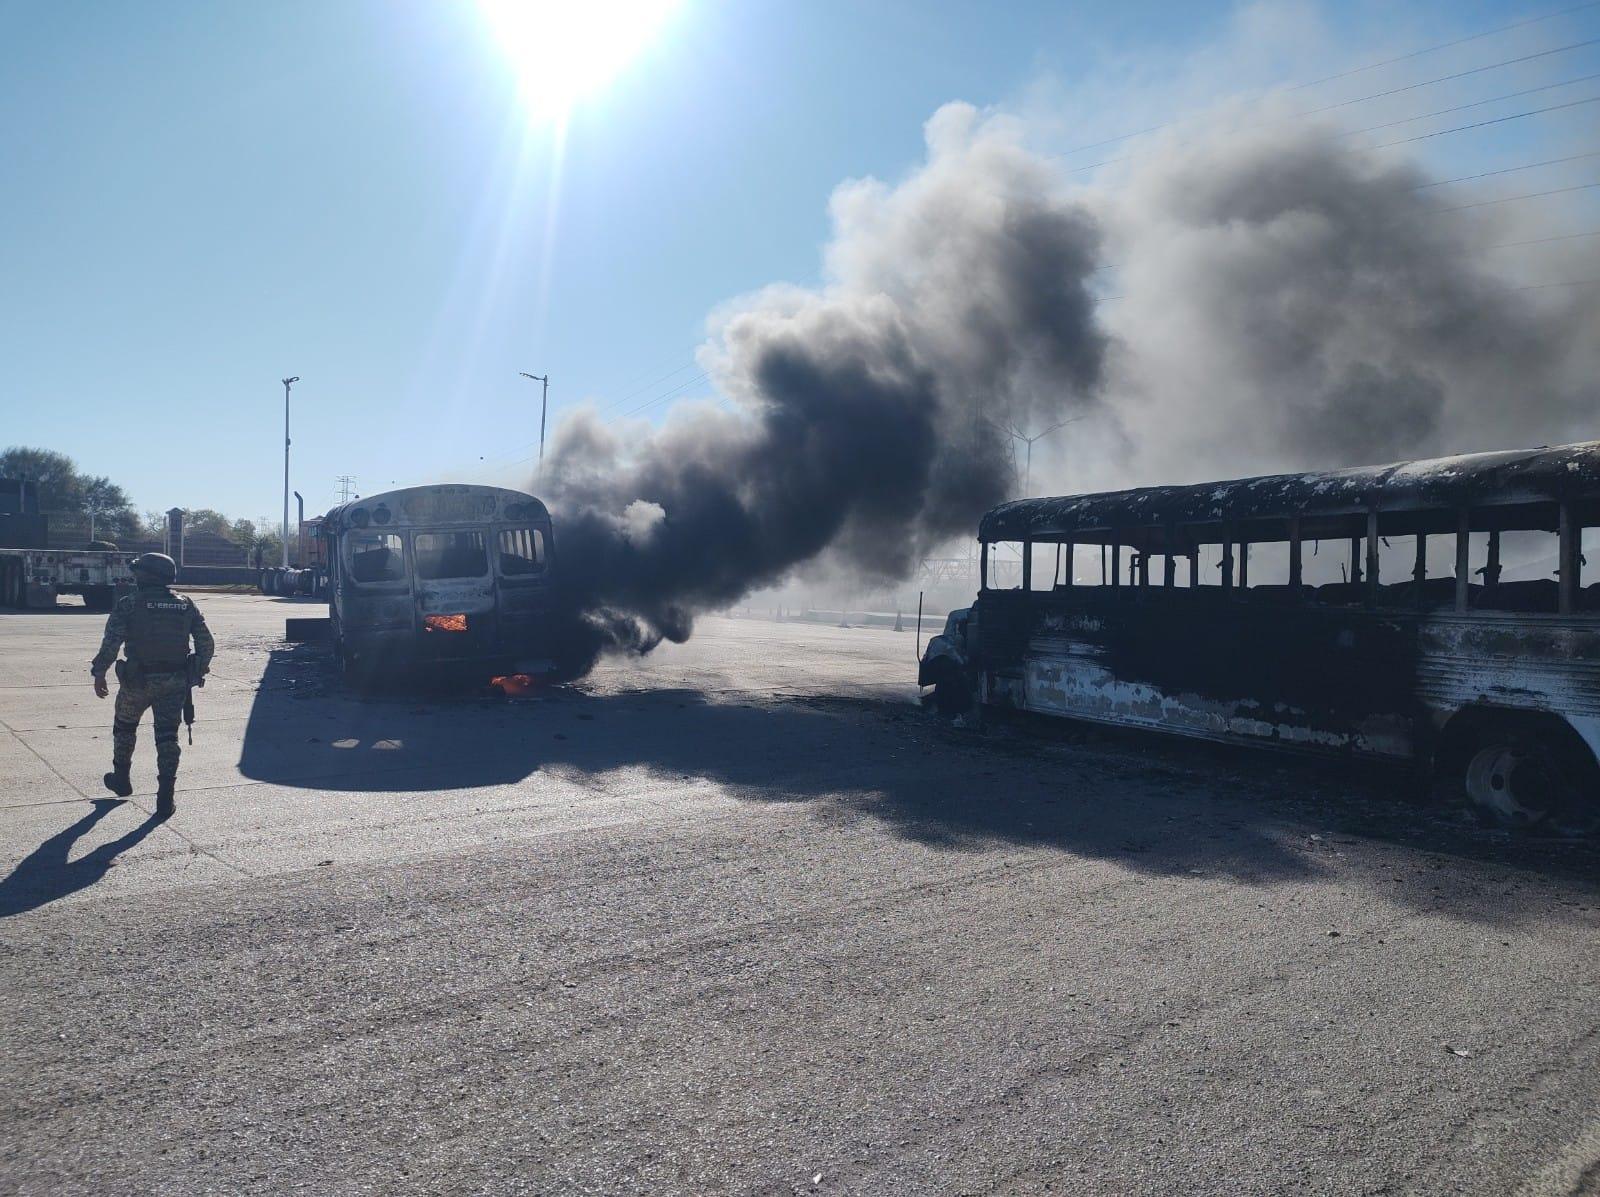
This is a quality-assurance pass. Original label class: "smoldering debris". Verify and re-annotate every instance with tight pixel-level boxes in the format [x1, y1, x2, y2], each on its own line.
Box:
[536, 100, 1599, 675]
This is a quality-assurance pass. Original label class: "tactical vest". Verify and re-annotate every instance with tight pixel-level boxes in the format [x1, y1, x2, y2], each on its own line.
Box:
[126, 586, 193, 670]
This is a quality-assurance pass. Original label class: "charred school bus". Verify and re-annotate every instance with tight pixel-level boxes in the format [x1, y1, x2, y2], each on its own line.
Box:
[320, 484, 557, 680]
[919, 440, 1600, 832]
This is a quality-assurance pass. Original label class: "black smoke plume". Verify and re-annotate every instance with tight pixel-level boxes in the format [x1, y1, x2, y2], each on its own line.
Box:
[537, 101, 1599, 673]
[542, 105, 1107, 672]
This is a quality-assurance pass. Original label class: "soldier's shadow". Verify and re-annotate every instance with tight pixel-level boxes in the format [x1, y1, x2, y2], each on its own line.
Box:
[0, 800, 165, 918]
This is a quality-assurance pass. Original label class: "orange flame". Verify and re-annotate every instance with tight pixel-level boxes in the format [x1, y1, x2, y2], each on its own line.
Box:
[490, 674, 538, 697]
[423, 613, 469, 633]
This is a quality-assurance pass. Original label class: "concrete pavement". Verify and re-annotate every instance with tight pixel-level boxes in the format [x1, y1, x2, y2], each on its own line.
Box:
[3, 593, 1599, 1195]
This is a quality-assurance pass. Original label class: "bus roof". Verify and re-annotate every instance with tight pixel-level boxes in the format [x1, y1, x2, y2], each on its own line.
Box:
[321, 484, 549, 534]
[979, 439, 1600, 542]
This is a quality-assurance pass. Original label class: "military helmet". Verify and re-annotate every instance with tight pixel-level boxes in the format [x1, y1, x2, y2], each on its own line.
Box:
[130, 552, 177, 584]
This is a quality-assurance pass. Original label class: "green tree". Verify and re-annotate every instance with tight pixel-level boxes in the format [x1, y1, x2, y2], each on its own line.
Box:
[1, 446, 144, 545]
[80, 476, 134, 541]
[179, 508, 234, 537]
[252, 517, 284, 564]
[0, 446, 84, 512]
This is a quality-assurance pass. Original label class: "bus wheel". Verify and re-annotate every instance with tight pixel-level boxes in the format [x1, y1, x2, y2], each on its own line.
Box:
[931, 671, 974, 716]
[333, 629, 353, 678]
[1452, 719, 1598, 835]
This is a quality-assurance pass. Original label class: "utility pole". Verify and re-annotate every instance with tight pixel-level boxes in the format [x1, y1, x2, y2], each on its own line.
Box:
[1007, 416, 1082, 495]
[336, 475, 357, 503]
[519, 372, 550, 464]
[281, 376, 299, 568]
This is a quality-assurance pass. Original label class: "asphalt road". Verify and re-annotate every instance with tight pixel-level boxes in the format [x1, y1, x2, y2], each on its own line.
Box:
[3, 593, 1599, 1196]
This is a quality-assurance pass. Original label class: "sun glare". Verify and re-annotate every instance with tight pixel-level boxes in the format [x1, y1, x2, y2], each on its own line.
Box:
[477, 0, 680, 121]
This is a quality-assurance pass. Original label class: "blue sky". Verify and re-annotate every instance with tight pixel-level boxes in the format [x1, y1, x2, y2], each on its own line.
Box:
[3, 0, 1597, 521]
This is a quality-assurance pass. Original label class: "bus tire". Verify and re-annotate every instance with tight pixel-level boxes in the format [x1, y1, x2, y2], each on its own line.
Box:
[332, 618, 351, 676]
[930, 667, 974, 716]
[332, 619, 368, 689]
[1439, 710, 1599, 835]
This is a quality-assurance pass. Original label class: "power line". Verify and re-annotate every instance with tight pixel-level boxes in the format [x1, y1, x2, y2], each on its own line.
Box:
[1299, 36, 1600, 118]
[1058, 20, 1600, 160]
[590, 360, 699, 415]
[1097, 276, 1600, 304]
[1369, 94, 1600, 150]
[1288, 0, 1600, 92]
[1486, 227, 1600, 247]
[1069, 59, 1600, 174]
[1083, 159, 1600, 276]
[1437, 180, 1600, 211]
[1340, 71, 1600, 138]
[1409, 149, 1600, 187]
[610, 371, 713, 422]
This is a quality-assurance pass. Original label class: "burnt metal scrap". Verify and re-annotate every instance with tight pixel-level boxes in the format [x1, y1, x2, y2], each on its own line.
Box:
[980, 440, 1600, 544]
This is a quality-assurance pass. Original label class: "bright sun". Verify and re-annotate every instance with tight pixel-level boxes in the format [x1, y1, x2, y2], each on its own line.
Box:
[477, 0, 681, 121]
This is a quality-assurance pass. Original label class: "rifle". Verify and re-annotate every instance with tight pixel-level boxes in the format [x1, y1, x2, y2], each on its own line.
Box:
[184, 654, 206, 745]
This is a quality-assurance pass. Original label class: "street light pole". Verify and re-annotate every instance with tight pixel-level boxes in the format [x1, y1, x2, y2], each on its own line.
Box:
[519, 372, 549, 464]
[281, 376, 299, 568]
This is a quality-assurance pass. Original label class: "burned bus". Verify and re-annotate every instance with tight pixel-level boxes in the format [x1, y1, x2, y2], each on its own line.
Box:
[320, 484, 558, 681]
[919, 441, 1600, 831]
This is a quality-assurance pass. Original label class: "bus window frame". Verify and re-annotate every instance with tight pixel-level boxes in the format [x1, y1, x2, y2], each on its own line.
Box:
[413, 528, 492, 583]
[983, 499, 1595, 617]
[495, 525, 549, 581]
[344, 529, 409, 590]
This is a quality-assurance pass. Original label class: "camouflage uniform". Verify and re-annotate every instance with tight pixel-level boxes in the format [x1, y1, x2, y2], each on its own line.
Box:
[91, 584, 214, 794]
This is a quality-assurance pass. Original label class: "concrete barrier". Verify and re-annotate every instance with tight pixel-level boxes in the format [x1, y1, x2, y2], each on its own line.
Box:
[176, 566, 262, 587]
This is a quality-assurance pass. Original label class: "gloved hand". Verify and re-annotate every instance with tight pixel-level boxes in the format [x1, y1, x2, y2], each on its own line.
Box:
[92, 671, 108, 699]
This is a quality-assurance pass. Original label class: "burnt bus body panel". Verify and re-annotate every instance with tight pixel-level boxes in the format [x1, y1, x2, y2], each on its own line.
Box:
[981, 601, 1600, 762]
[977, 592, 1421, 757]
[979, 441, 1600, 544]
[978, 590, 1418, 754]
[956, 440, 1600, 775]
[322, 485, 557, 678]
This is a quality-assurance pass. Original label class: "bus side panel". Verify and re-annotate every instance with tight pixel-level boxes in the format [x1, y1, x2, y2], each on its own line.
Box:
[991, 595, 1418, 759]
[1415, 615, 1600, 759]
[496, 582, 555, 659]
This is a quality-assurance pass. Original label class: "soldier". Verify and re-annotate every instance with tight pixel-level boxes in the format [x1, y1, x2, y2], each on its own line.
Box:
[90, 553, 214, 818]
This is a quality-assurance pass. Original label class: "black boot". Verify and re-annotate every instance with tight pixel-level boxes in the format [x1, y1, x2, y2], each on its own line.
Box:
[156, 774, 176, 819]
[104, 766, 132, 798]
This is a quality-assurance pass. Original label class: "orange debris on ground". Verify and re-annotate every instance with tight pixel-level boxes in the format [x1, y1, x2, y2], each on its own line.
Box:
[490, 674, 538, 697]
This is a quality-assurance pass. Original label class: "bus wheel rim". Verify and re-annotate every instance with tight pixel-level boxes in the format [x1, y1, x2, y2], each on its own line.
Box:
[1464, 745, 1547, 825]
